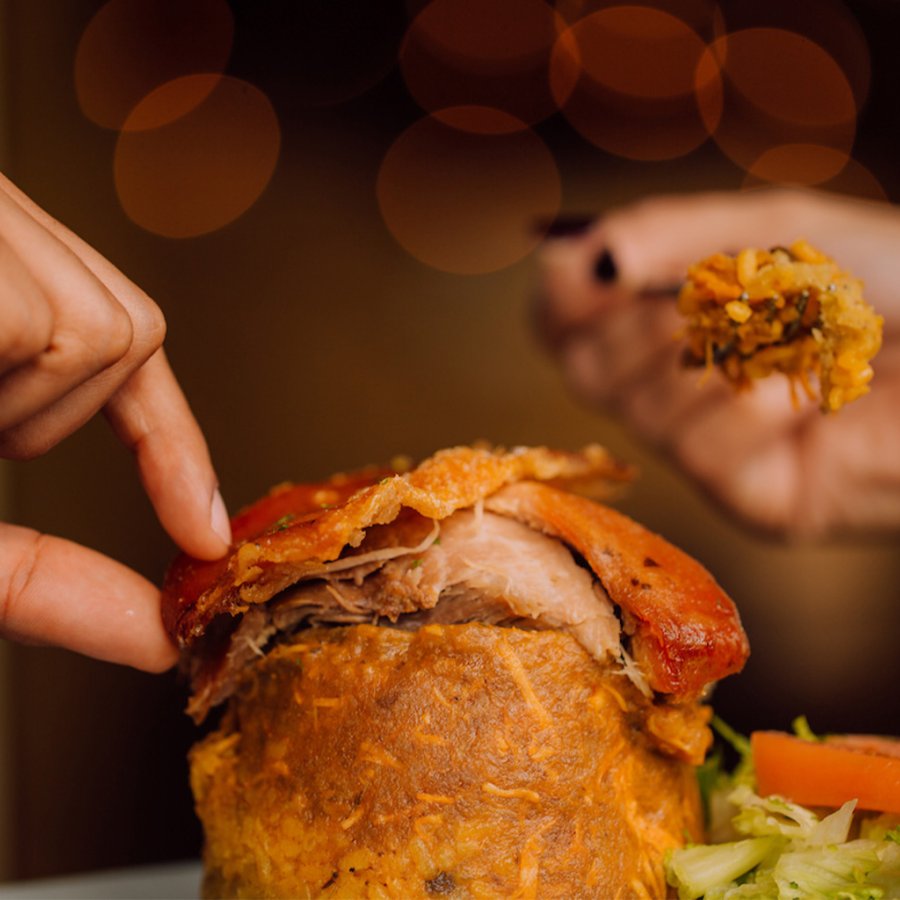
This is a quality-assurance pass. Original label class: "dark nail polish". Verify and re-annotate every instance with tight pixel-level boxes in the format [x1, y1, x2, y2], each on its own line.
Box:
[594, 250, 618, 283]
[537, 215, 595, 237]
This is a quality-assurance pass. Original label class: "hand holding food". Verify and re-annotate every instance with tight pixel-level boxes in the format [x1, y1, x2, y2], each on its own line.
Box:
[164, 445, 750, 898]
[537, 189, 900, 536]
[0, 171, 229, 670]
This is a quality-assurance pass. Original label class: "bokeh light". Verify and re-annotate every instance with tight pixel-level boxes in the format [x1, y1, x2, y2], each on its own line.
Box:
[550, 7, 719, 161]
[555, 0, 720, 41]
[75, 0, 233, 131]
[114, 76, 281, 239]
[743, 149, 887, 202]
[746, 144, 851, 187]
[430, 106, 544, 135]
[716, 0, 870, 109]
[400, 0, 566, 133]
[376, 110, 561, 274]
[700, 29, 856, 174]
[811, 166, 888, 203]
[558, 6, 706, 99]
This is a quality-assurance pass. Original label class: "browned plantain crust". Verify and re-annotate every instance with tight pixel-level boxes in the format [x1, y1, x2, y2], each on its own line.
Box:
[192, 624, 707, 899]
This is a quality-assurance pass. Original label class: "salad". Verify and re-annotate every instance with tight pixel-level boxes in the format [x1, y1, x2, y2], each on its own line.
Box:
[666, 719, 900, 899]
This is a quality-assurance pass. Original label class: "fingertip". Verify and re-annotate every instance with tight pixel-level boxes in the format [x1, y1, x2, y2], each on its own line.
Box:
[134, 452, 232, 561]
[593, 249, 618, 283]
[138, 639, 180, 674]
[209, 486, 232, 551]
[537, 226, 614, 339]
[171, 481, 232, 562]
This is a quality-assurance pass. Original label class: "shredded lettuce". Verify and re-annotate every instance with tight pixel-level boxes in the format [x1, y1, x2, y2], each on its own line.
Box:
[668, 787, 900, 898]
[729, 785, 855, 844]
[665, 720, 900, 899]
[668, 837, 781, 900]
[774, 842, 889, 898]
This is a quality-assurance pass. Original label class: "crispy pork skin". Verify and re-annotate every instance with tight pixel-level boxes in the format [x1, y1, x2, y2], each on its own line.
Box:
[164, 446, 747, 721]
[484, 482, 750, 698]
[163, 446, 632, 647]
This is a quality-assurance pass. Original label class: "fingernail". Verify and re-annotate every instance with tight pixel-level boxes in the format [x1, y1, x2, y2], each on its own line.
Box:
[209, 487, 232, 546]
[535, 214, 596, 237]
[594, 249, 618, 283]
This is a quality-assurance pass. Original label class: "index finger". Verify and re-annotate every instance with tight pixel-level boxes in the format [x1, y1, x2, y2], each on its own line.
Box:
[105, 349, 231, 561]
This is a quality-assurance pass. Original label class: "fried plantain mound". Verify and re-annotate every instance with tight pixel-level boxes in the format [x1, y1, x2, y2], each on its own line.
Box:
[678, 240, 883, 412]
[192, 625, 706, 900]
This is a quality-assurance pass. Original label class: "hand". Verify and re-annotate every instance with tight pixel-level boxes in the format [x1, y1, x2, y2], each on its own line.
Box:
[537, 190, 900, 537]
[0, 173, 231, 671]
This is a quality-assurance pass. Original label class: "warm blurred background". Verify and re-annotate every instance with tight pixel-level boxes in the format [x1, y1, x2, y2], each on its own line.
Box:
[1, 0, 899, 882]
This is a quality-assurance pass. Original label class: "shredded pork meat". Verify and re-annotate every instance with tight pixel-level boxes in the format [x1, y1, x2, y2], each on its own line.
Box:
[281, 510, 621, 654]
[201, 510, 631, 717]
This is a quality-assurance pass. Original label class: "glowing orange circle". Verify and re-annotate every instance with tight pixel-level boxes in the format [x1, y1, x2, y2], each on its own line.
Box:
[377, 110, 561, 275]
[719, 31, 853, 126]
[557, 5, 710, 100]
[400, 0, 567, 133]
[742, 148, 887, 202]
[550, 7, 719, 161]
[431, 106, 541, 135]
[819, 166, 888, 203]
[715, 0, 870, 109]
[555, 0, 720, 39]
[748, 144, 850, 186]
[75, 0, 233, 131]
[114, 76, 281, 239]
[701, 29, 856, 172]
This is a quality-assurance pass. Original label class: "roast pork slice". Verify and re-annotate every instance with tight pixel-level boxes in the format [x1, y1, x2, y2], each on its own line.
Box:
[273, 509, 623, 662]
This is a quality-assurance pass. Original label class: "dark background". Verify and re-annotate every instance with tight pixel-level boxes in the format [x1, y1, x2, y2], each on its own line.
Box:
[1, 0, 899, 879]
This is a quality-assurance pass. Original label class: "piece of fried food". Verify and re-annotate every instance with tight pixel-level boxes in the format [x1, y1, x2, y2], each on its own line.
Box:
[678, 240, 883, 412]
[191, 624, 707, 900]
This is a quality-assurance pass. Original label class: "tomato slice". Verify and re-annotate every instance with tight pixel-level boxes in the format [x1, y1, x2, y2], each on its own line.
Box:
[752, 730, 900, 813]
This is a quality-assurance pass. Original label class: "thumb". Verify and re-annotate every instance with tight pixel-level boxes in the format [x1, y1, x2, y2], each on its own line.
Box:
[0, 523, 178, 671]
